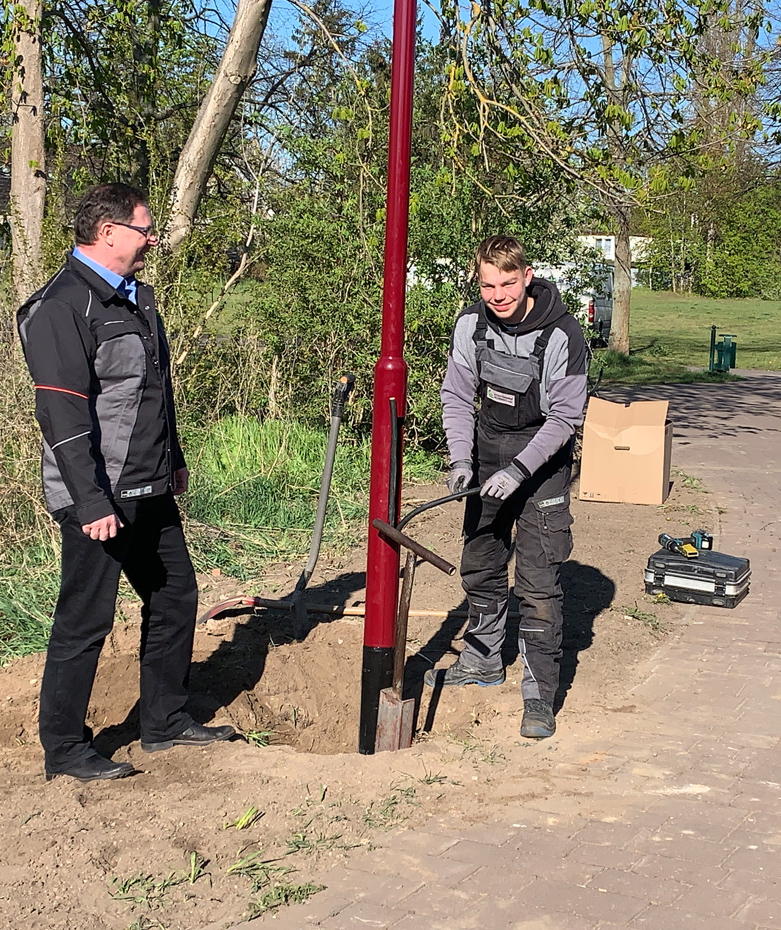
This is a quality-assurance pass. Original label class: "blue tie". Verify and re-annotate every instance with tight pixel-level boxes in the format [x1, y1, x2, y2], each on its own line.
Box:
[118, 279, 136, 304]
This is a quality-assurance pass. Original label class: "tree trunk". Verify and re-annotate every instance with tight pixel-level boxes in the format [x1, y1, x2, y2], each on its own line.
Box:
[599, 34, 632, 356]
[165, 0, 273, 252]
[608, 208, 632, 355]
[9, 0, 46, 308]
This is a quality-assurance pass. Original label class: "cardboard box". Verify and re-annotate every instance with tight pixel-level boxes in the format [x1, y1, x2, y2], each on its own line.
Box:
[579, 397, 673, 505]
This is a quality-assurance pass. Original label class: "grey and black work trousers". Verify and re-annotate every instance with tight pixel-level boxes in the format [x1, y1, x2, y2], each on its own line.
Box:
[40, 492, 198, 773]
[459, 431, 573, 704]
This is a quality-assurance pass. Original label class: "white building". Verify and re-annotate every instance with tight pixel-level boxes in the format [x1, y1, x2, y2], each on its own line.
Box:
[577, 234, 652, 284]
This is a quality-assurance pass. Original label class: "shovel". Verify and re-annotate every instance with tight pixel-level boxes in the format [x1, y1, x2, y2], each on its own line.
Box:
[372, 522, 455, 751]
[198, 374, 355, 635]
[376, 548, 417, 751]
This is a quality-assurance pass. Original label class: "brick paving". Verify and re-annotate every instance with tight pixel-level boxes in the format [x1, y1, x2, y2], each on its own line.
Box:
[229, 371, 781, 930]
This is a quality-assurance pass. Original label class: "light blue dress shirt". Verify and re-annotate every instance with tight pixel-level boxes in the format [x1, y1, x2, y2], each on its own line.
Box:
[72, 247, 137, 304]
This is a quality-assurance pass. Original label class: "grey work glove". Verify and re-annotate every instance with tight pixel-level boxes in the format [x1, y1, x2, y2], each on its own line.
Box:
[481, 461, 526, 500]
[447, 460, 473, 495]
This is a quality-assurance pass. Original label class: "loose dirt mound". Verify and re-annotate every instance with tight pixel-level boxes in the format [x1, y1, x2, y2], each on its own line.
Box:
[0, 471, 717, 929]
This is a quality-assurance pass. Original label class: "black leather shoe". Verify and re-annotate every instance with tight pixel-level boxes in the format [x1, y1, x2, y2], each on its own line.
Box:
[45, 753, 136, 783]
[140, 723, 236, 753]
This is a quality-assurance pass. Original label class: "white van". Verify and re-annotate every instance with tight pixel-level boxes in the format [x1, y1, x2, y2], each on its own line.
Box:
[534, 262, 613, 346]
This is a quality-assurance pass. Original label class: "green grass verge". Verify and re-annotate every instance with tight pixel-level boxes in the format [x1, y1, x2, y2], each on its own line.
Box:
[593, 349, 740, 386]
[626, 288, 781, 373]
[0, 583, 58, 665]
[0, 547, 61, 666]
[178, 415, 441, 580]
[0, 415, 441, 663]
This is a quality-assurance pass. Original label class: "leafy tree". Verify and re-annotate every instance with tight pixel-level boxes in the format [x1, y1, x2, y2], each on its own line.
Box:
[175, 35, 595, 443]
[437, 0, 778, 353]
[640, 165, 781, 298]
[44, 0, 214, 189]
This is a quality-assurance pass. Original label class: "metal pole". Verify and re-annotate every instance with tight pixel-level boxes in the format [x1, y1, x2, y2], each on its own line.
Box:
[359, 0, 417, 754]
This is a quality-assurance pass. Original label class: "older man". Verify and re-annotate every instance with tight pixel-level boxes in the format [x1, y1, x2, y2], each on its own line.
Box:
[18, 183, 234, 782]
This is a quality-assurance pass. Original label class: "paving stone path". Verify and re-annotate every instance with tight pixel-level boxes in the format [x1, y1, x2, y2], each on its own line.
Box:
[227, 371, 781, 930]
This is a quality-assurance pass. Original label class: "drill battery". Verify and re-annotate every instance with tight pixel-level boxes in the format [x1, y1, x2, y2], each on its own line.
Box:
[690, 529, 714, 550]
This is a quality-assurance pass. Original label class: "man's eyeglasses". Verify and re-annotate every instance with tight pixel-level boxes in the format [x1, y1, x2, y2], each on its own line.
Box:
[114, 222, 158, 239]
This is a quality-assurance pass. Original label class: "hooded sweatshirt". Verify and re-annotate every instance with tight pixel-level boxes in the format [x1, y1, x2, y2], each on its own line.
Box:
[441, 277, 587, 478]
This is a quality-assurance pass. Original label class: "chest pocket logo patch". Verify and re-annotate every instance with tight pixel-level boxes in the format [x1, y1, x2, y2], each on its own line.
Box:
[486, 386, 516, 407]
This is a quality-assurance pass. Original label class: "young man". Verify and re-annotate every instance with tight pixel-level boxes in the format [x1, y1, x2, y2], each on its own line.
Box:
[425, 235, 587, 738]
[17, 183, 234, 782]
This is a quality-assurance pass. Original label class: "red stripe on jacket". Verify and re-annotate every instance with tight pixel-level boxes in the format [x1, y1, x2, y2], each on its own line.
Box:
[36, 385, 90, 400]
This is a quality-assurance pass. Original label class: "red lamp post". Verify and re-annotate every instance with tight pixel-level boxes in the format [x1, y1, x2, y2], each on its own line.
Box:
[358, 0, 417, 754]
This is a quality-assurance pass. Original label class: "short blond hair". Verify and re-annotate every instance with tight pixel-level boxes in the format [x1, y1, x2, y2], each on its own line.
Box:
[475, 235, 527, 275]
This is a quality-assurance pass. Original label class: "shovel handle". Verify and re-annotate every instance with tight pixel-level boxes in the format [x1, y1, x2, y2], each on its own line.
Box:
[394, 549, 416, 696]
[331, 373, 356, 417]
[371, 518, 456, 575]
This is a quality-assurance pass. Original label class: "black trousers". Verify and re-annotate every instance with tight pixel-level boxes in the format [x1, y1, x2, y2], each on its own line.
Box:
[460, 428, 573, 704]
[40, 493, 198, 772]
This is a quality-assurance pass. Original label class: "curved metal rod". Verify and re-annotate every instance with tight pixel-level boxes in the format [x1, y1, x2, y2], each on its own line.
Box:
[397, 486, 482, 533]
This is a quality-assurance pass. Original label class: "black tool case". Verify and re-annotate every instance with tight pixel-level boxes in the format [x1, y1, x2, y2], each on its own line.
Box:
[644, 549, 751, 608]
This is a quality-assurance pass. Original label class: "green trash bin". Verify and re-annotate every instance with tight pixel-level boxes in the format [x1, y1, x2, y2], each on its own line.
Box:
[719, 334, 737, 370]
[709, 327, 737, 371]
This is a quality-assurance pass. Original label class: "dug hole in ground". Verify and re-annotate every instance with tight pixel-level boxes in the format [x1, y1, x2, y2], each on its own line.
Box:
[0, 468, 717, 930]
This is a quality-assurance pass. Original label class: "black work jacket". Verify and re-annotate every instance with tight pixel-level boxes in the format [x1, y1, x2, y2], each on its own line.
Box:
[17, 253, 185, 525]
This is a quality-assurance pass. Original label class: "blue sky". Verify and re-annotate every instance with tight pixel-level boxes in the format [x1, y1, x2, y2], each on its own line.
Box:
[367, 0, 440, 40]
[264, 0, 440, 47]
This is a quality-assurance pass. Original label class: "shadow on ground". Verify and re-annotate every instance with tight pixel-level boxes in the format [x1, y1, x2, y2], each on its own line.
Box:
[401, 558, 615, 734]
[94, 552, 615, 756]
[602, 370, 781, 446]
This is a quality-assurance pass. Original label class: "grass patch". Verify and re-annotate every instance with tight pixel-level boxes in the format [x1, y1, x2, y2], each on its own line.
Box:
[244, 882, 325, 920]
[627, 288, 781, 373]
[447, 732, 507, 764]
[109, 872, 186, 909]
[362, 784, 418, 829]
[0, 358, 63, 664]
[181, 415, 441, 580]
[245, 729, 275, 748]
[593, 348, 740, 386]
[226, 850, 295, 890]
[224, 807, 265, 830]
[622, 605, 667, 634]
[0, 524, 61, 666]
[0, 582, 57, 665]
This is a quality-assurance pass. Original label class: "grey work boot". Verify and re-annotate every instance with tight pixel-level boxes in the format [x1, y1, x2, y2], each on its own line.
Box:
[520, 699, 556, 739]
[424, 657, 505, 689]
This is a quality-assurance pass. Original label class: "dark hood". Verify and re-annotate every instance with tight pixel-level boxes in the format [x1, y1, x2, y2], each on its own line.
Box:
[486, 277, 570, 335]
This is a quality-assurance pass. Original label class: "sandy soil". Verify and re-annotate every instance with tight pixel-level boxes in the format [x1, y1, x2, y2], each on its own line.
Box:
[0, 469, 718, 930]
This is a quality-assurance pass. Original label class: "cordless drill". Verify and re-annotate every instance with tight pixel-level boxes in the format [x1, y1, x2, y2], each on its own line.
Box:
[658, 533, 700, 559]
